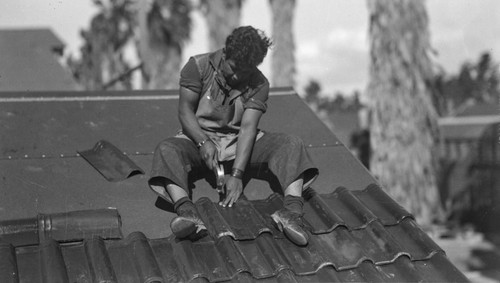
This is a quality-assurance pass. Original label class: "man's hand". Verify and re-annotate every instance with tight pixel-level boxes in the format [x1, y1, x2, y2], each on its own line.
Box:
[220, 176, 243, 207]
[199, 140, 218, 171]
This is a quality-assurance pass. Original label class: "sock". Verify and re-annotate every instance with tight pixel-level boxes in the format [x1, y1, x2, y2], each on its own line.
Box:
[174, 197, 196, 215]
[284, 195, 304, 215]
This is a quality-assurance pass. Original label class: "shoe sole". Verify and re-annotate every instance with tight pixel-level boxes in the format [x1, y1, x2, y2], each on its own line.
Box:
[283, 227, 309, 246]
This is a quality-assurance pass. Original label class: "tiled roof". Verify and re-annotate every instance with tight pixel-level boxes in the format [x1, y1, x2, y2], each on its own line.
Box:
[0, 88, 467, 282]
[0, 185, 467, 282]
[0, 28, 79, 91]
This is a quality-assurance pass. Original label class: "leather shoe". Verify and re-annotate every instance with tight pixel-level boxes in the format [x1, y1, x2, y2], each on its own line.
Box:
[271, 208, 309, 246]
[170, 209, 207, 239]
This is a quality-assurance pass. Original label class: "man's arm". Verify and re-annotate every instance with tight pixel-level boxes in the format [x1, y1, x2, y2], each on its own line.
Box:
[233, 109, 263, 171]
[221, 108, 263, 207]
[178, 86, 217, 170]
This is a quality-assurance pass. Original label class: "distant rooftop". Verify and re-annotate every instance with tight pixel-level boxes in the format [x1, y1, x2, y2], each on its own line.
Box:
[0, 28, 79, 91]
[439, 101, 499, 140]
[456, 101, 498, 117]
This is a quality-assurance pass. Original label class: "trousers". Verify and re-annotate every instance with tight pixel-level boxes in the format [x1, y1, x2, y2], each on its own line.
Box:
[148, 132, 319, 204]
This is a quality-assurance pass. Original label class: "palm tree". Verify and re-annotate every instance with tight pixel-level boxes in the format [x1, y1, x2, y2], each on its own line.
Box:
[136, 0, 192, 89]
[68, 0, 134, 90]
[269, 0, 296, 87]
[366, 0, 442, 226]
[199, 0, 243, 51]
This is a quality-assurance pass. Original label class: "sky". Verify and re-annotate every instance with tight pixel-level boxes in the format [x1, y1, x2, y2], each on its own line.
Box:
[1, 0, 499, 97]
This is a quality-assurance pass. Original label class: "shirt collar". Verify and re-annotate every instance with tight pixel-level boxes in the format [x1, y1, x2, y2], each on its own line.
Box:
[210, 49, 250, 102]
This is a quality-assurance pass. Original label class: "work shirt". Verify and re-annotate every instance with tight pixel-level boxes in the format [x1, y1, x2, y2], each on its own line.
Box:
[178, 49, 270, 161]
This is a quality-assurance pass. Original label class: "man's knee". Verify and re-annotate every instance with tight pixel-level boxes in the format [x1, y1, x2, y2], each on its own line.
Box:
[281, 134, 306, 150]
[156, 138, 190, 154]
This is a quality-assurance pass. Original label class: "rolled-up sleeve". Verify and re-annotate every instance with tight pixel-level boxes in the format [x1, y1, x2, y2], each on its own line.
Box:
[179, 57, 202, 93]
[243, 82, 269, 113]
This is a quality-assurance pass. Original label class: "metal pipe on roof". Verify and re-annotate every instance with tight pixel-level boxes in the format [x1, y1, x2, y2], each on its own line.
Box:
[0, 209, 123, 247]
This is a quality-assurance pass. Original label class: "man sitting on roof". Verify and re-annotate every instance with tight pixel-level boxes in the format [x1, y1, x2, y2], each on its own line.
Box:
[148, 26, 318, 246]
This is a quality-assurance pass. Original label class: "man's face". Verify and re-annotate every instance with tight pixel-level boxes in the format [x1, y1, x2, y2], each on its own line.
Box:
[221, 58, 255, 86]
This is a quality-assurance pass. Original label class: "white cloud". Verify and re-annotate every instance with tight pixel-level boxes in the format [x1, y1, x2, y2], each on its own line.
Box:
[428, 0, 500, 72]
[297, 41, 321, 58]
[432, 28, 465, 45]
[296, 39, 369, 96]
[326, 28, 368, 52]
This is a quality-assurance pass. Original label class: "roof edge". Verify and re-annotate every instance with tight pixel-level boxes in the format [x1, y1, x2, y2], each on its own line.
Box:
[0, 88, 298, 102]
[438, 115, 500, 126]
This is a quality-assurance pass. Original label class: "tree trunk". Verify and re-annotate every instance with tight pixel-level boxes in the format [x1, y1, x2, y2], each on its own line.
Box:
[269, 0, 296, 88]
[200, 0, 242, 51]
[71, 9, 132, 91]
[366, 0, 443, 226]
[136, 0, 181, 89]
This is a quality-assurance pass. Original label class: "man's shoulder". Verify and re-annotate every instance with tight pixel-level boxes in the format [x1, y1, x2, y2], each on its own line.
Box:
[191, 51, 212, 61]
[192, 49, 223, 66]
[250, 68, 269, 88]
[185, 49, 222, 80]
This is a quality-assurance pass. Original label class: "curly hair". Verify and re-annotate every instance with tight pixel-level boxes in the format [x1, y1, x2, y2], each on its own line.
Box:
[225, 26, 273, 69]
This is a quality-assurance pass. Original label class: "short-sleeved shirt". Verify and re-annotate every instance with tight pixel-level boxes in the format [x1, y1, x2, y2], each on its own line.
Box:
[178, 49, 270, 161]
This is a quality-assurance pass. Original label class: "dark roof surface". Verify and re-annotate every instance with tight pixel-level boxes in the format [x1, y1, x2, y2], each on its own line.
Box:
[1, 89, 375, 238]
[0, 88, 466, 282]
[0, 28, 79, 91]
